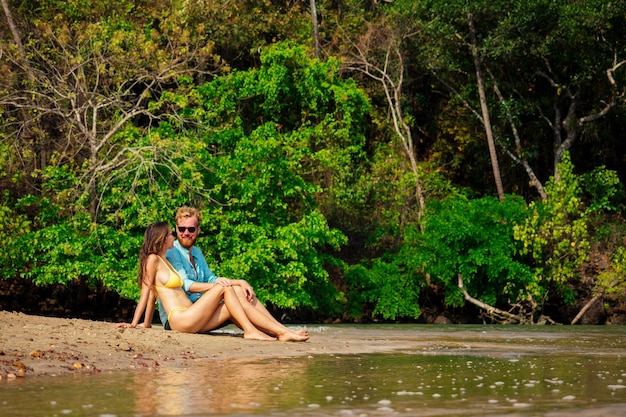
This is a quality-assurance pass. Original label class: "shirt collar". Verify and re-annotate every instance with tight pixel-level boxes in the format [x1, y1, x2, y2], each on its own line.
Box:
[174, 239, 195, 260]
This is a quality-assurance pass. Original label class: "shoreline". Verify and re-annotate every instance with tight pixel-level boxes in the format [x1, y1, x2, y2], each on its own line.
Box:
[3, 310, 625, 381]
[0, 310, 412, 380]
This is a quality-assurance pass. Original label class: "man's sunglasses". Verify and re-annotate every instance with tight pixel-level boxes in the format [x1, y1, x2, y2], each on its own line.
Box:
[177, 226, 197, 233]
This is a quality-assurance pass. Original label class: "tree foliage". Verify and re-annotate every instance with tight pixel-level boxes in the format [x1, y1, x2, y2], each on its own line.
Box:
[513, 152, 590, 303]
[157, 42, 369, 311]
[416, 194, 532, 308]
[1, 0, 625, 323]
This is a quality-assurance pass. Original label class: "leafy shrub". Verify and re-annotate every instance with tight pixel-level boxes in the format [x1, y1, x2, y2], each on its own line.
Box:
[596, 246, 626, 300]
[0, 193, 32, 280]
[513, 152, 590, 303]
[581, 165, 624, 213]
[345, 252, 423, 321]
[19, 208, 141, 299]
[415, 194, 532, 308]
[346, 193, 532, 320]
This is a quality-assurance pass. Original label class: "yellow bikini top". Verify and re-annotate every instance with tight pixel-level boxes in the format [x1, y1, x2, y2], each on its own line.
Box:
[153, 255, 183, 291]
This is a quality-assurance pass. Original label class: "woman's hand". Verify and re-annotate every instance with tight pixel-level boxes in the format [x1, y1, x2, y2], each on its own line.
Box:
[115, 323, 151, 328]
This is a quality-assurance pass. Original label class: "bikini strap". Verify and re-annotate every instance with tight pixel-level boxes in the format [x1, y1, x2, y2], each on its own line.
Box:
[156, 255, 176, 273]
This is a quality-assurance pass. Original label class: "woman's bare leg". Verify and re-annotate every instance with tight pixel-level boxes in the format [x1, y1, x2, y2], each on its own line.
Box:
[234, 298, 309, 342]
[169, 285, 229, 333]
[221, 286, 276, 340]
[169, 286, 273, 340]
[232, 287, 309, 337]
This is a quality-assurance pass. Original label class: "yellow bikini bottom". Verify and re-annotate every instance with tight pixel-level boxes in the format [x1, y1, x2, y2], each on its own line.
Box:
[167, 306, 188, 322]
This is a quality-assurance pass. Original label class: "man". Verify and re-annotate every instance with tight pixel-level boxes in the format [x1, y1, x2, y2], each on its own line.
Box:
[158, 206, 251, 328]
[160, 206, 307, 340]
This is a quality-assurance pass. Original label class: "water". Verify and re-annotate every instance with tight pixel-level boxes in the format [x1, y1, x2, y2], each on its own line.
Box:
[1, 325, 626, 416]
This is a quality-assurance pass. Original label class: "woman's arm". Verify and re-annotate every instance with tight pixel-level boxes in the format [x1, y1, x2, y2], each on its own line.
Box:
[116, 256, 157, 328]
[116, 280, 153, 328]
[141, 288, 156, 328]
[136, 284, 156, 328]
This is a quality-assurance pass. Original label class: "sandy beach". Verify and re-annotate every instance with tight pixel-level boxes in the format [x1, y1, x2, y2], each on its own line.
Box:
[0, 311, 423, 380]
[4, 309, 625, 382]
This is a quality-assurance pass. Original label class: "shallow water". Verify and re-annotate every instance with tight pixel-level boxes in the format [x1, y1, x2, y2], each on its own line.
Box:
[1, 324, 626, 417]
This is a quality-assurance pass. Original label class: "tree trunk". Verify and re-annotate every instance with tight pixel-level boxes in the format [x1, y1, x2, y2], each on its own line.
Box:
[457, 274, 525, 324]
[310, 0, 320, 59]
[1, 0, 26, 60]
[489, 71, 547, 199]
[571, 292, 604, 325]
[468, 14, 504, 201]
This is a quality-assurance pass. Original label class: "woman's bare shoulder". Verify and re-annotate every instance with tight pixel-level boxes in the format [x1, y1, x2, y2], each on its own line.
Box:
[146, 253, 160, 263]
[143, 254, 161, 280]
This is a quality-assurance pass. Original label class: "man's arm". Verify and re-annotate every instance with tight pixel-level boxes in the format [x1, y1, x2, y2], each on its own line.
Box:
[188, 277, 255, 302]
[193, 249, 218, 284]
[195, 248, 256, 300]
[187, 281, 215, 293]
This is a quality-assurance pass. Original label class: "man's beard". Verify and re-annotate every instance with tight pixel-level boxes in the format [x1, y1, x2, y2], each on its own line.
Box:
[179, 236, 196, 249]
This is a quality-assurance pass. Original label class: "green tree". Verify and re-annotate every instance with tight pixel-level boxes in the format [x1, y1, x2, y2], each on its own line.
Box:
[142, 42, 370, 312]
[419, 0, 626, 197]
[345, 192, 532, 321]
[0, 3, 221, 219]
[514, 152, 590, 304]
[0, 0, 225, 296]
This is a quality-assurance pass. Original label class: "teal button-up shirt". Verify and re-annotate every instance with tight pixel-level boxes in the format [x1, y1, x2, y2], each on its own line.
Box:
[157, 240, 218, 326]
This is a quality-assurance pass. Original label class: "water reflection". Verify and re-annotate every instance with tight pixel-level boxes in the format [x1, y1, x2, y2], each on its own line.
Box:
[1, 325, 625, 417]
[130, 358, 309, 415]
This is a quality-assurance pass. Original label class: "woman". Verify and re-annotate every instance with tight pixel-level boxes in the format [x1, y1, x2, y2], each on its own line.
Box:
[117, 222, 308, 342]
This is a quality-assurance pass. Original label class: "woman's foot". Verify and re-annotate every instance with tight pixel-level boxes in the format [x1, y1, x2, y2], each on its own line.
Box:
[243, 329, 276, 341]
[278, 330, 310, 342]
[295, 328, 309, 336]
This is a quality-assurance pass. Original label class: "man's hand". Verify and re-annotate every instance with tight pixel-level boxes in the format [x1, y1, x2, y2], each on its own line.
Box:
[216, 277, 233, 287]
[217, 277, 255, 302]
[239, 280, 255, 302]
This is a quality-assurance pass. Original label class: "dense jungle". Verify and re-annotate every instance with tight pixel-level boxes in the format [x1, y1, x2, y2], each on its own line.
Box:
[1, 0, 625, 325]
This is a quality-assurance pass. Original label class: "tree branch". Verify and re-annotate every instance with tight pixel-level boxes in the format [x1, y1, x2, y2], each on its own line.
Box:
[458, 274, 525, 324]
[577, 58, 626, 124]
[1, 0, 26, 60]
[341, 22, 425, 219]
[571, 291, 605, 325]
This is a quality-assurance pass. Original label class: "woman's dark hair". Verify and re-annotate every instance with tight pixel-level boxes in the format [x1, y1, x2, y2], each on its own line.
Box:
[138, 222, 170, 286]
